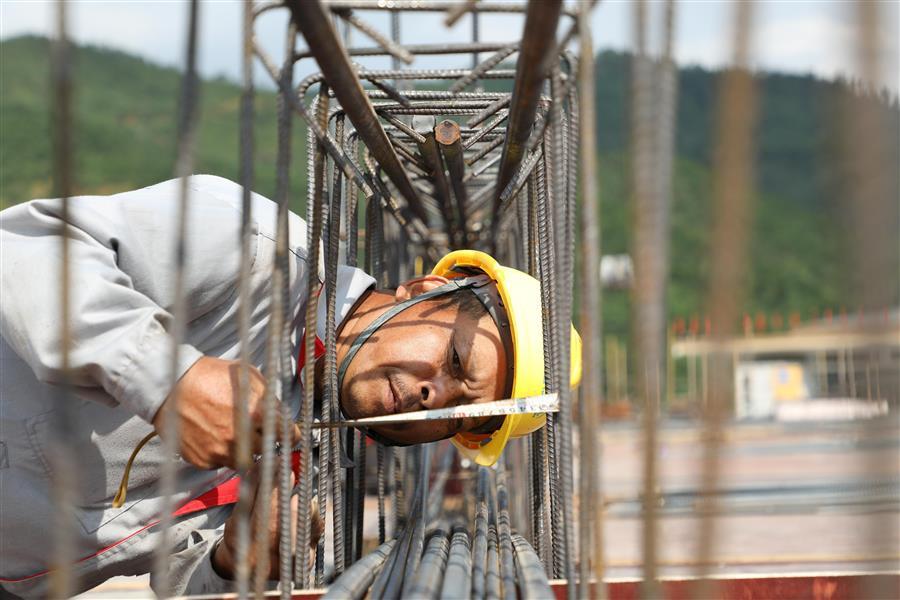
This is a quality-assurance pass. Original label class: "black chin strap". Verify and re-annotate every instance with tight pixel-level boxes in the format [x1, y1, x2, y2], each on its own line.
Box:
[337, 273, 512, 446]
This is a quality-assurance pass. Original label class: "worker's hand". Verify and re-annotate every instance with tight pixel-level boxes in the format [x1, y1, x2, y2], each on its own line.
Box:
[211, 463, 323, 581]
[151, 356, 301, 470]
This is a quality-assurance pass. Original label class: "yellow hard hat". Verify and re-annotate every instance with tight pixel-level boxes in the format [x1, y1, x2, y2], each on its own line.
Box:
[432, 249, 583, 466]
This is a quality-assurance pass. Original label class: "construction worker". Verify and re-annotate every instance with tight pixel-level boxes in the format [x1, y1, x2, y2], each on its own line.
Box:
[0, 175, 580, 597]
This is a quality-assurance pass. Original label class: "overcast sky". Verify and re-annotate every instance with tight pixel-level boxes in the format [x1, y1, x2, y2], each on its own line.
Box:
[1, 1, 898, 92]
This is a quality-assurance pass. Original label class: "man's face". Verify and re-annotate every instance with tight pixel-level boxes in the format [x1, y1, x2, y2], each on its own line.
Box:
[338, 284, 508, 445]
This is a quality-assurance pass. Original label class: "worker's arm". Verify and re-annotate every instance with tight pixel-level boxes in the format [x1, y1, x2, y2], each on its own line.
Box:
[210, 461, 322, 581]
[0, 175, 316, 466]
[156, 462, 321, 595]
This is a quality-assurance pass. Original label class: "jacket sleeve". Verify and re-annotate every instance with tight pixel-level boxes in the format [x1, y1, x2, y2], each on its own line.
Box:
[0, 175, 305, 423]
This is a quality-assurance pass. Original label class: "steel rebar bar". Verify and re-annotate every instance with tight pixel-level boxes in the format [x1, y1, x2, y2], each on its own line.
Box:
[406, 529, 450, 598]
[434, 119, 470, 245]
[321, 540, 397, 600]
[48, 1, 76, 595]
[287, 0, 428, 224]
[154, 2, 200, 595]
[692, 2, 756, 598]
[440, 528, 473, 600]
[492, 0, 562, 232]
[575, 3, 605, 597]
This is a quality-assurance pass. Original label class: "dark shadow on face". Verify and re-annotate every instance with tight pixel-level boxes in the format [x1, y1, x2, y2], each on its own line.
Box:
[338, 293, 507, 445]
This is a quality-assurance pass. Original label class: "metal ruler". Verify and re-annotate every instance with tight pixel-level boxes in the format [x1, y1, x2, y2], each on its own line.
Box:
[313, 393, 559, 429]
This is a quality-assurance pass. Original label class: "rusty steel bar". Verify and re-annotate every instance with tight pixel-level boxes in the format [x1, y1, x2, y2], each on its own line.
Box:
[352, 431, 367, 563]
[154, 1, 200, 596]
[463, 110, 508, 149]
[512, 534, 554, 598]
[440, 527, 473, 599]
[321, 540, 397, 600]
[327, 1, 575, 16]
[378, 110, 426, 144]
[844, 3, 896, 599]
[492, 0, 562, 232]
[444, 0, 478, 26]
[324, 114, 346, 579]
[295, 41, 514, 61]
[48, 1, 75, 595]
[496, 467, 517, 600]
[692, 1, 757, 598]
[434, 119, 470, 245]
[629, 0, 666, 594]
[406, 529, 451, 597]
[366, 76, 412, 107]
[466, 134, 505, 167]
[414, 115, 458, 243]
[275, 19, 301, 596]
[575, 1, 605, 597]
[287, 0, 429, 224]
[233, 2, 256, 597]
[293, 83, 329, 589]
[465, 151, 502, 182]
[334, 7, 414, 65]
[467, 97, 511, 129]
[450, 44, 518, 93]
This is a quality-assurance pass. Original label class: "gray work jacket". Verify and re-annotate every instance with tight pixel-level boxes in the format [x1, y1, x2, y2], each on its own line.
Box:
[0, 175, 320, 597]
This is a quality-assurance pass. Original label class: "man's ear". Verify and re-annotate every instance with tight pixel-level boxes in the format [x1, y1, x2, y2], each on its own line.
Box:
[395, 274, 450, 301]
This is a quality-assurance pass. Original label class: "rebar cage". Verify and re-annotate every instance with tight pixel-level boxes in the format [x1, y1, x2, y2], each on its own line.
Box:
[246, 2, 592, 596]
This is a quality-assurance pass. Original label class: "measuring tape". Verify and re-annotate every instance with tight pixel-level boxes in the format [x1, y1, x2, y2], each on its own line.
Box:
[313, 393, 559, 429]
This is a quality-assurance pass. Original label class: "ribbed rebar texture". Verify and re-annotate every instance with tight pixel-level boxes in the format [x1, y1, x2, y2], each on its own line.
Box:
[692, 2, 756, 598]
[322, 540, 397, 600]
[154, 1, 200, 596]
[232, 2, 256, 598]
[440, 528, 473, 599]
[48, 1, 76, 595]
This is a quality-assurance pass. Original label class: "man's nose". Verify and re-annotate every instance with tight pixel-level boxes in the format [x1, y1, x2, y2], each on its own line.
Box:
[418, 376, 462, 410]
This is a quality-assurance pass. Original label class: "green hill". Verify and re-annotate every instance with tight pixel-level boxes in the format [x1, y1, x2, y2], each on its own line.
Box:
[0, 35, 307, 211]
[1, 35, 897, 338]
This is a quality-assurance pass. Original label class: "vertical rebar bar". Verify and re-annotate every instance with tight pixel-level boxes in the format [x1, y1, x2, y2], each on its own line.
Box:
[293, 80, 328, 589]
[496, 466, 517, 600]
[315, 116, 345, 587]
[472, 469, 489, 598]
[845, 3, 897, 598]
[275, 20, 301, 599]
[629, 0, 675, 593]
[576, 4, 605, 596]
[549, 62, 578, 600]
[692, 2, 757, 597]
[352, 430, 367, 562]
[233, 2, 256, 597]
[154, 2, 200, 596]
[49, 1, 75, 595]
[377, 444, 388, 544]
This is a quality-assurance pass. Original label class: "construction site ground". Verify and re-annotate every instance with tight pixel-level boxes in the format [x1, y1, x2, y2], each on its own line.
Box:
[80, 417, 899, 597]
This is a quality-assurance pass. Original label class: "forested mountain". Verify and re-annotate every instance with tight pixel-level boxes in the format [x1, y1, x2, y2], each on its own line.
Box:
[1, 36, 897, 335]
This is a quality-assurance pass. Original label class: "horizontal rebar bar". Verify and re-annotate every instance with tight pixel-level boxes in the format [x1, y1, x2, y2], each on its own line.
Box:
[321, 540, 397, 600]
[440, 528, 473, 600]
[406, 529, 451, 598]
[512, 534, 554, 598]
